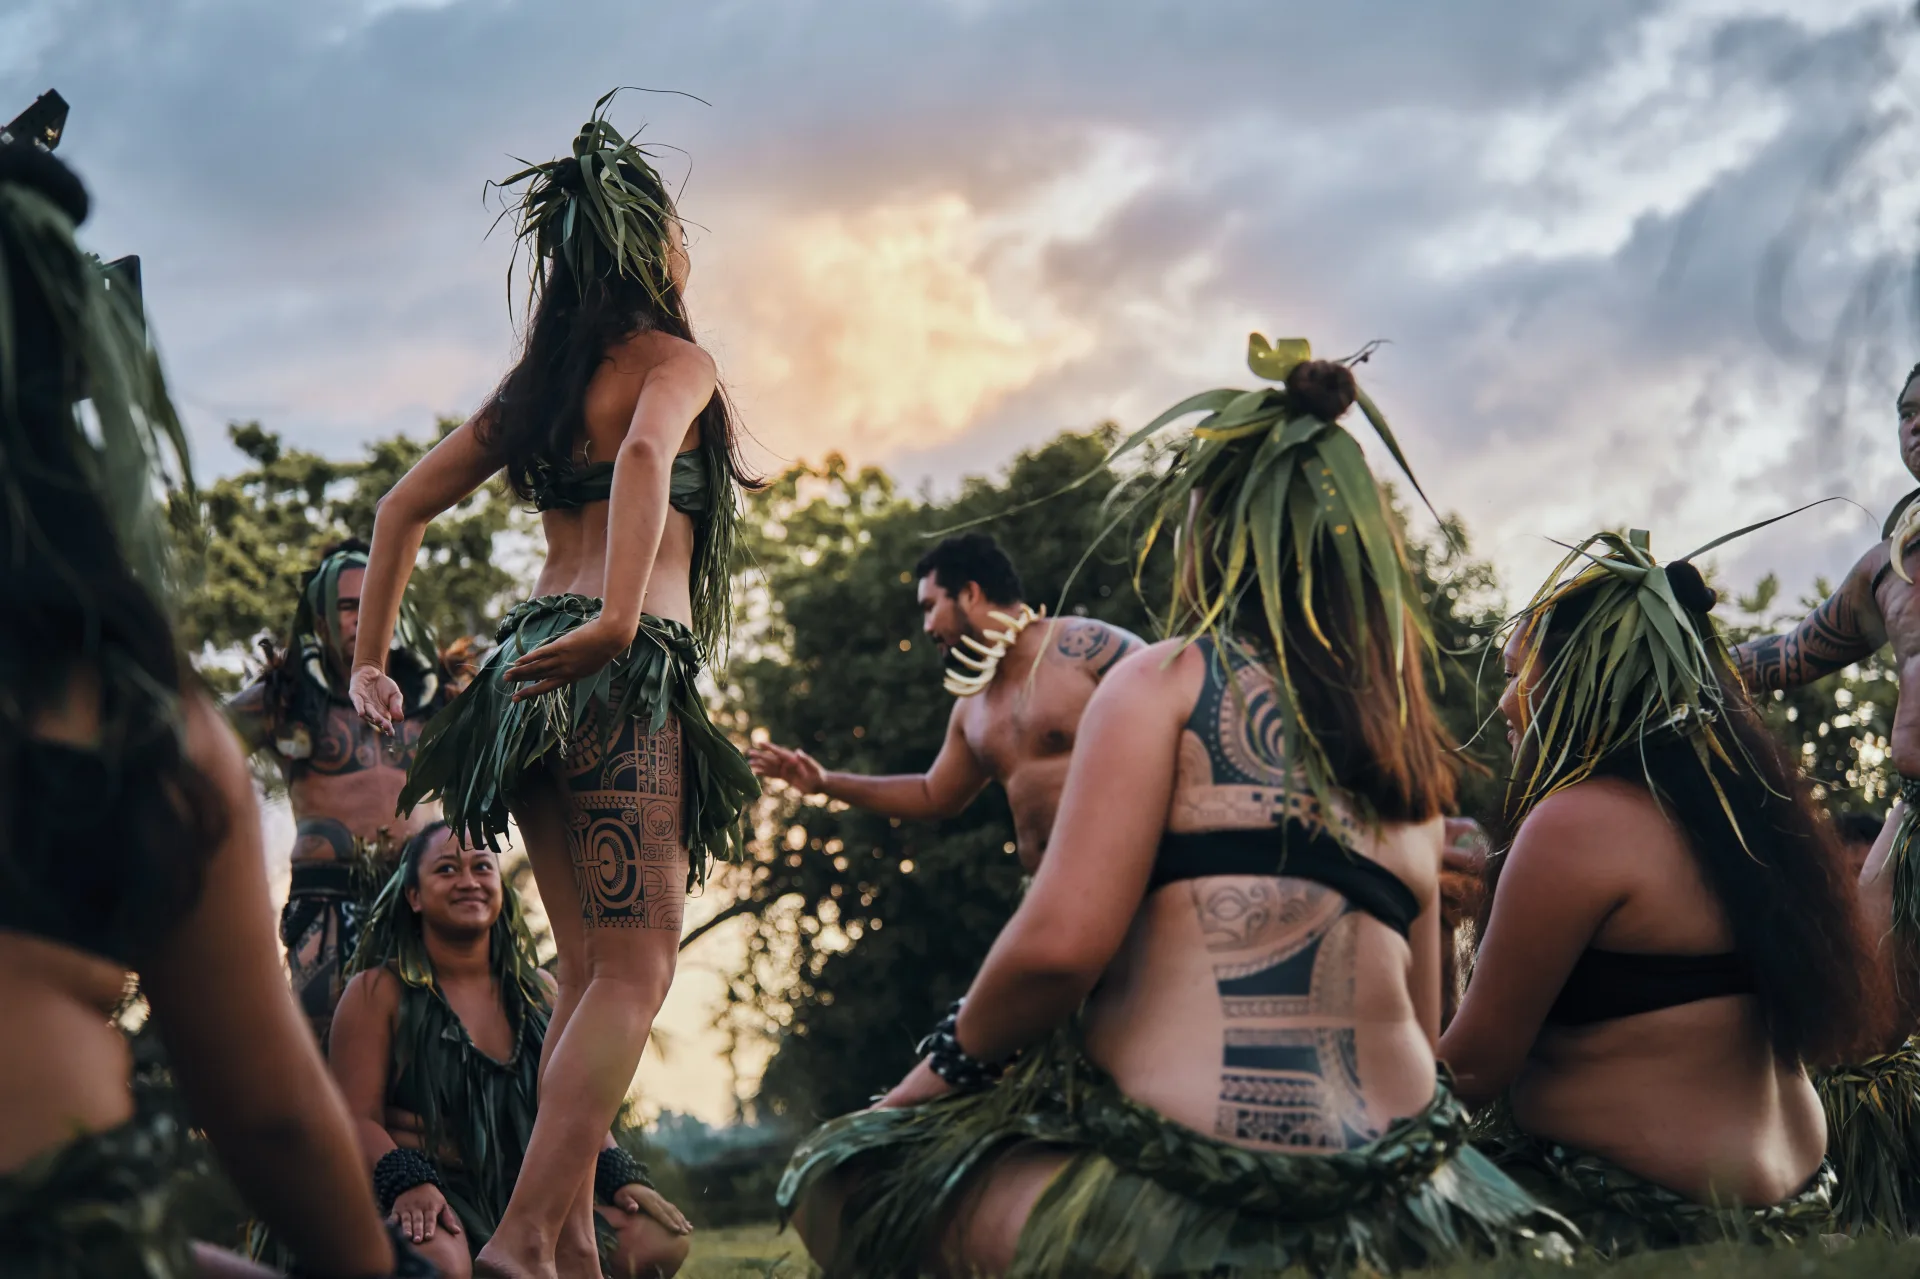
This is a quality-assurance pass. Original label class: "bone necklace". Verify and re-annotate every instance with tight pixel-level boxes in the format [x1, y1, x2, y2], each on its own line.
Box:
[943, 605, 1047, 697]
[1893, 499, 1920, 583]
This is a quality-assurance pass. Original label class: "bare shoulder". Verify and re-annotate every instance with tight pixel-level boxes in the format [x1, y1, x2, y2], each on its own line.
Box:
[1088, 638, 1197, 705]
[611, 330, 714, 385]
[1050, 616, 1146, 680]
[337, 966, 401, 1021]
[1507, 778, 1665, 888]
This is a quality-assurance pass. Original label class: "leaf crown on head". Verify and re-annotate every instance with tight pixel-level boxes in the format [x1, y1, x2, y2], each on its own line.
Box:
[1101, 334, 1441, 827]
[1504, 528, 1749, 834]
[492, 89, 681, 311]
[289, 543, 438, 689]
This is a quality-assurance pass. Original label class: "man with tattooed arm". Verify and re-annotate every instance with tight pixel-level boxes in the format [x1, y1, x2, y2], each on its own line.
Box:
[228, 541, 455, 1041]
[749, 533, 1140, 872]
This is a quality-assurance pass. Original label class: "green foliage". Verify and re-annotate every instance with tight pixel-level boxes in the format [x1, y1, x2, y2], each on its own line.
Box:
[717, 429, 1513, 1123]
[173, 419, 525, 691]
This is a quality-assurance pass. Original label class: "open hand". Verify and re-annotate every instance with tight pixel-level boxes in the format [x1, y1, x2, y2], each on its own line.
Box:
[874, 1057, 953, 1110]
[1442, 817, 1490, 876]
[503, 619, 633, 701]
[748, 742, 827, 794]
[350, 663, 405, 735]
[612, 1183, 693, 1236]
[388, 1183, 461, 1246]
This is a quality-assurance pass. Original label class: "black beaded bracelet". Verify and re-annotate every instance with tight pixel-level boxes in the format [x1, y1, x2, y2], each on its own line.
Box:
[596, 1145, 654, 1204]
[373, 1147, 443, 1216]
[916, 999, 1009, 1092]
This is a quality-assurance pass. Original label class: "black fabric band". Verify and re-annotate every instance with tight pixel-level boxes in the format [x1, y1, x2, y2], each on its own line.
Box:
[1149, 827, 1419, 938]
[917, 1000, 1010, 1091]
[288, 856, 358, 896]
[373, 1146, 442, 1215]
[596, 1145, 654, 1203]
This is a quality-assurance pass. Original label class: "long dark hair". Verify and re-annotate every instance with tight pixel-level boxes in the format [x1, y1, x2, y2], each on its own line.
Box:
[1501, 577, 1884, 1067]
[479, 254, 752, 504]
[0, 144, 224, 959]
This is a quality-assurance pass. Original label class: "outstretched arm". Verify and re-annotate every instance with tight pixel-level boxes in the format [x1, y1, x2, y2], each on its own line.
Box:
[351, 417, 504, 731]
[225, 677, 272, 755]
[749, 699, 991, 820]
[1733, 554, 1884, 692]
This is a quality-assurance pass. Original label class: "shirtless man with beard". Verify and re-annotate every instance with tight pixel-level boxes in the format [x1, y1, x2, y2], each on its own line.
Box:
[1734, 363, 1920, 1027]
[749, 533, 1141, 872]
[229, 541, 454, 1041]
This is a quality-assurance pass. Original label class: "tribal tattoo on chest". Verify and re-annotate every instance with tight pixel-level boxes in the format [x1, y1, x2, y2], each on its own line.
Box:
[291, 708, 425, 780]
[1192, 879, 1376, 1150]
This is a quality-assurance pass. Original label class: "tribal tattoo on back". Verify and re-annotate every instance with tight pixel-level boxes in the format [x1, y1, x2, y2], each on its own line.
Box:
[562, 702, 688, 932]
[1193, 879, 1376, 1150]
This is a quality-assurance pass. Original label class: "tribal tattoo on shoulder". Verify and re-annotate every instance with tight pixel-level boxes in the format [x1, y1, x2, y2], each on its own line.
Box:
[1054, 620, 1134, 679]
[1192, 879, 1376, 1150]
[1734, 588, 1871, 692]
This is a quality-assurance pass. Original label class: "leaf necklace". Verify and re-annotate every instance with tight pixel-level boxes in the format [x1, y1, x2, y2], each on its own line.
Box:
[944, 605, 1047, 698]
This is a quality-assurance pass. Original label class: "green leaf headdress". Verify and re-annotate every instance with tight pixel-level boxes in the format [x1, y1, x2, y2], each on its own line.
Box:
[1503, 528, 1752, 834]
[492, 88, 682, 313]
[0, 146, 193, 604]
[1052, 334, 1442, 826]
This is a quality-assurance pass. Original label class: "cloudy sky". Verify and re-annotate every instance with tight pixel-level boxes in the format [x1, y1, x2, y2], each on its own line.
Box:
[14, 0, 1920, 1116]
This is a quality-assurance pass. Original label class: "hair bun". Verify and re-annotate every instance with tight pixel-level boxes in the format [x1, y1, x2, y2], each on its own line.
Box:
[1284, 359, 1357, 423]
[0, 140, 88, 226]
[1664, 561, 1718, 614]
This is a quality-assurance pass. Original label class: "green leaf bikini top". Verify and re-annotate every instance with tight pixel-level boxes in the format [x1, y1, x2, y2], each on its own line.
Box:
[528, 448, 710, 519]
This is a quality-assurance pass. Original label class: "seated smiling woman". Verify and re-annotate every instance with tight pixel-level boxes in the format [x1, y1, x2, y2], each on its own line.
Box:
[1440, 530, 1884, 1255]
[330, 825, 693, 1279]
[779, 340, 1573, 1278]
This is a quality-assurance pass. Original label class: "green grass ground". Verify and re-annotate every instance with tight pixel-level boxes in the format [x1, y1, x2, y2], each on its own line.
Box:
[677, 1224, 1920, 1277]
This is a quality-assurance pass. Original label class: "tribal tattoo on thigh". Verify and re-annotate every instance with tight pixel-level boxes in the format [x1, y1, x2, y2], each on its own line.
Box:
[563, 705, 687, 931]
[1192, 879, 1374, 1149]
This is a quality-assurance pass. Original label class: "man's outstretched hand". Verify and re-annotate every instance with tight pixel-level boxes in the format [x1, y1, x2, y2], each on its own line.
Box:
[749, 742, 827, 795]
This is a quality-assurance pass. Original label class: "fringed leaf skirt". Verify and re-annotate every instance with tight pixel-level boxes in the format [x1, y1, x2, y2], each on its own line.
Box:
[398, 595, 758, 886]
[1816, 1036, 1920, 1236]
[779, 1034, 1576, 1277]
[1471, 1097, 1836, 1256]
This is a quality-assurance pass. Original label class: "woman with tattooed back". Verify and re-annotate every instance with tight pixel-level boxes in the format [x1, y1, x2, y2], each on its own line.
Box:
[780, 339, 1570, 1277]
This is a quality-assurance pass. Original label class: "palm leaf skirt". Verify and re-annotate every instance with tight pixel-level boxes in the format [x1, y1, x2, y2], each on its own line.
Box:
[397, 595, 758, 886]
[779, 1033, 1576, 1277]
[0, 1095, 198, 1278]
[1470, 1096, 1836, 1256]
[1816, 1036, 1920, 1235]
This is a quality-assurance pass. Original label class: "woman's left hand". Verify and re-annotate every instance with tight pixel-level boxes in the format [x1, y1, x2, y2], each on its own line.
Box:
[504, 619, 635, 700]
[612, 1184, 692, 1236]
[874, 1058, 954, 1110]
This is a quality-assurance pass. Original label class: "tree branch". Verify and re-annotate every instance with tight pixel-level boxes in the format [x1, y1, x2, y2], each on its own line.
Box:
[678, 897, 764, 952]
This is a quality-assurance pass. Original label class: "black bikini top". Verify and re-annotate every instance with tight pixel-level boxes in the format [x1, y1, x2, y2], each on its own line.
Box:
[528, 448, 710, 516]
[1544, 947, 1752, 1026]
[1, 741, 144, 966]
[1146, 635, 1420, 939]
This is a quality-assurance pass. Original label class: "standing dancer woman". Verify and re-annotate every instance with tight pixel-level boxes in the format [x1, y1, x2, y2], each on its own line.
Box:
[0, 142, 425, 1275]
[1440, 531, 1881, 1253]
[781, 338, 1570, 1276]
[349, 94, 758, 1279]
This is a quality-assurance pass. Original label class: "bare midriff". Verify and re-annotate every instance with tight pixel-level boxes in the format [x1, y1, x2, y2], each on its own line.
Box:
[0, 932, 133, 1172]
[532, 502, 695, 630]
[1512, 999, 1826, 1205]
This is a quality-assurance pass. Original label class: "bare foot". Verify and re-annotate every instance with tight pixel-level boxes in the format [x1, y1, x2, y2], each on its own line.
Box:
[472, 1242, 558, 1279]
[555, 1235, 602, 1279]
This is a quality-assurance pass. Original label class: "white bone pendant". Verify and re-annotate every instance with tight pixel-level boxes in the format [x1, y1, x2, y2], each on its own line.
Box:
[943, 605, 1046, 697]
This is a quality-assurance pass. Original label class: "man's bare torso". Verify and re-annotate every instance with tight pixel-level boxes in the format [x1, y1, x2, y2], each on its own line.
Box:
[959, 617, 1135, 869]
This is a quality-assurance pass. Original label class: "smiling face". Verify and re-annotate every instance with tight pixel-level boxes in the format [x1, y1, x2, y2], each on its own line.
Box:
[405, 830, 503, 940]
[1900, 372, 1920, 481]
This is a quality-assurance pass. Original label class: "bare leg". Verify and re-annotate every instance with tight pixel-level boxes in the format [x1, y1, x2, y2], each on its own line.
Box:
[477, 710, 686, 1279]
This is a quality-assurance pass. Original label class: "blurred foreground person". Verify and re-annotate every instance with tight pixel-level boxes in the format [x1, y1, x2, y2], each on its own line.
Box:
[349, 92, 757, 1279]
[229, 541, 453, 1042]
[1442, 531, 1882, 1254]
[331, 825, 691, 1279]
[750, 533, 1140, 871]
[0, 141, 427, 1275]
[780, 339, 1573, 1277]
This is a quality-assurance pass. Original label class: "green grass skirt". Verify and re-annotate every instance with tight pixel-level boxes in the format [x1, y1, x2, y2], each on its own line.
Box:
[778, 1033, 1576, 1276]
[1816, 1036, 1920, 1236]
[0, 1097, 198, 1278]
[398, 595, 758, 886]
[1470, 1097, 1836, 1256]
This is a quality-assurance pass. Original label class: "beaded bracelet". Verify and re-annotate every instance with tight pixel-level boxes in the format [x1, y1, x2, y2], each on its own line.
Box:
[596, 1146, 655, 1204]
[916, 999, 1009, 1092]
[372, 1147, 443, 1216]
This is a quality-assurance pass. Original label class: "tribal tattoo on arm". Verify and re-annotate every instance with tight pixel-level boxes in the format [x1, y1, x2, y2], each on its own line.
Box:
[1055, 620, 1136, 679]
[1192, 880, 1375, 1149]
[1733, 585, 1876, 692]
